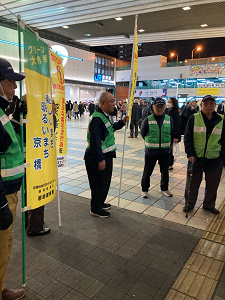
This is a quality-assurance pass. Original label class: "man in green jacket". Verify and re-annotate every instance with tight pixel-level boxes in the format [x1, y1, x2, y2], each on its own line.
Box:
[0, 57, 26, 300]
[183, 95, 225, 214]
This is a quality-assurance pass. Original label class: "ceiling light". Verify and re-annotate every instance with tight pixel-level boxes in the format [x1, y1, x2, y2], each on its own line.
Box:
[62, 25, 69, 29]
[201, 24, 208, 27]
[138, 29, 145, 33]
[183, 6, 191, 10]
[84, 33, 91, 37]
[115, 17, 123, 21]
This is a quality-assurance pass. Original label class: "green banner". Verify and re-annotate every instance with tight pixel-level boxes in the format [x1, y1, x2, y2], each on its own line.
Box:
[24, 27, 50, 77]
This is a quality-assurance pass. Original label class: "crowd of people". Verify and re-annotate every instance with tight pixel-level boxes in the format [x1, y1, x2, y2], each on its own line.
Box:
[1, 56, 225, 299]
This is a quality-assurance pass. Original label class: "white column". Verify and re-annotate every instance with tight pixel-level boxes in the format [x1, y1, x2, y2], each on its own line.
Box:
[70, 85, 80, 102]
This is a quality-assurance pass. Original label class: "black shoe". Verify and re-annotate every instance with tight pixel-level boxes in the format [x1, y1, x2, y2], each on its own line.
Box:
[102, 203, 111, 210]
[203, 207, 220, 214]
[27, 227, 51, 237]
[183, 206, 193, 213]
[90, 210, 110, 218]
[168, 166, 173, 170]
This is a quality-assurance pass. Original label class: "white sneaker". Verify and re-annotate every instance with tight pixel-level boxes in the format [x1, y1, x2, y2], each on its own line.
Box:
[141, 191, 148, 198]
[160, 190, 173, 197]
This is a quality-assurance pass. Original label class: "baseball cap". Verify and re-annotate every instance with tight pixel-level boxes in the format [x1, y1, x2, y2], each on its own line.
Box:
[0, 57, 25, 81]
[152, 97, 165, 106]
[202, 95, 216, 102]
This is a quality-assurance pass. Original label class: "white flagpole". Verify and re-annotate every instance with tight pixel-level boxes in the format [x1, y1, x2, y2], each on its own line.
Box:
[118, 14, 138, 209]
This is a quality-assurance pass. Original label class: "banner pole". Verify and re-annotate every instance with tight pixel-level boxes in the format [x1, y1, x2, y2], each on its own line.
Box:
[17, 14, 26, 288]
[48, 47, 62, 227]
[118, 14, 138, 209]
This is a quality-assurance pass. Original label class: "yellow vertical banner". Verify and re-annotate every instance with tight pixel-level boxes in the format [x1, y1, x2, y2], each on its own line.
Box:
[24, 27, 57, 209]
[128, 16, 138, 118]
[50, 50, 67, 167]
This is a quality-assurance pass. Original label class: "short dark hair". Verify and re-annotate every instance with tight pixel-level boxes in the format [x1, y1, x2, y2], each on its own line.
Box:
[169, 97, 179, 110]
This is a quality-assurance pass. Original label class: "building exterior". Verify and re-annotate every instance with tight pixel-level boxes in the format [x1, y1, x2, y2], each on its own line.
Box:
[116, 55, 225, 106]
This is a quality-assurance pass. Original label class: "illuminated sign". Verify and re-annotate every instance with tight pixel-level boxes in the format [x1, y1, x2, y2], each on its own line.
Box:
[94, 74, 102, 81]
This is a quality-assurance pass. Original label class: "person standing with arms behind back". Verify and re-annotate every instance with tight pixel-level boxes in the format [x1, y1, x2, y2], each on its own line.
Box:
[84, 92, 129, 218]
[0, 58, 26, 300]
[183, 95, 225, 214]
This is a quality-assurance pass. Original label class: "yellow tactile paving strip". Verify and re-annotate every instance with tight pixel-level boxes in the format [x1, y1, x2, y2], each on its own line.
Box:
[166, 201, 225, 300]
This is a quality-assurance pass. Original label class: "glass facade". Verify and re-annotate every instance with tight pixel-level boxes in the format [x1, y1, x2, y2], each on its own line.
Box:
[137, 78, 225, 89]
[94, 54, 114, 84]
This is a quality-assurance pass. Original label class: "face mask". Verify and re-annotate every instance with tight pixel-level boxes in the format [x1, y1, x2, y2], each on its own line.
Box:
[0, 83, 8, 101]
[166, 102, 172, 108]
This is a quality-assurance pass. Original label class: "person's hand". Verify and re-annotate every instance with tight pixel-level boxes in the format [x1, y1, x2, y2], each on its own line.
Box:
[98, 160, 106, 171]
[188, 156, 195, 163]
[173, 138, 179, 143]
[0, 203, 13, 230]
[123, 116, 129, 124]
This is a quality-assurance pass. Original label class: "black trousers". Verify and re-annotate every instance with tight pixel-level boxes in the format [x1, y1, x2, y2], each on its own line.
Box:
[141, 154, 169, 192]
[85, 155, 113, 212]
[184, 158, 223, 209]
[25, 173, 44, 232]
[130, 120, 139, 137]
[27, 206, 44, 232]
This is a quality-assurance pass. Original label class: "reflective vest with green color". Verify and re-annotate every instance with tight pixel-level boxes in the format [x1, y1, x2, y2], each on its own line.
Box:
[193, 112, 223, 159]
[0, 108, 24, 181]
[145, 114, 171, 148]
[87, 111, 117, 153]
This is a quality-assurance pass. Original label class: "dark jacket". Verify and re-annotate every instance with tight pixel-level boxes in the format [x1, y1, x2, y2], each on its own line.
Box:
[166, 109, 181, 142]
[141, 112, 174, 157]
[89, 103, 95, 115]
[68, 102, 73, 110]
[184, 111, 225, 161]
[84, 107, 125, 162]
[0, 95, 23, 199]
[217, 103, 224, 115]
[131, 103, 142, 121]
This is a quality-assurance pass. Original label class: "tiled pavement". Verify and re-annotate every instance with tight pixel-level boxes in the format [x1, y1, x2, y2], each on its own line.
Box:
[10, 191, 203, 300]
[6, 112, 225, 299]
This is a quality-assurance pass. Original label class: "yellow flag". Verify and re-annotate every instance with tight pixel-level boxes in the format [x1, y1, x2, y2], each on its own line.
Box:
[128, 16, 138, 119]
[24, 27, 57, 209]
[50, 50, 67, 167]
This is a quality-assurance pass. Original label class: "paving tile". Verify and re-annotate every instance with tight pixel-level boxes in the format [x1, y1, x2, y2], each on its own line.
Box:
[118, 191, 140, 201]
[125, 201, 149, 213]
[109, 197, 132, 208]
[164, 211, 188, 225]
[99, 285, 125, 300]
[153, 200, 177, 210]
[144, 206, 169, 218]
[65, 289, 90, 300]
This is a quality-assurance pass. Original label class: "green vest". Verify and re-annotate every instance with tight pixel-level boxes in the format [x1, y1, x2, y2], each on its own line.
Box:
[145, 114, 171, 148]
[0, 108, 25, 181]
[87, 111, 117, 153]
[193, 112, 223, 159]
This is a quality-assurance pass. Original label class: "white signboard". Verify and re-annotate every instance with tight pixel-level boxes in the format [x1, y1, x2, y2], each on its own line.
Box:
[134, 89, 167, 97]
